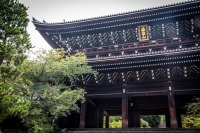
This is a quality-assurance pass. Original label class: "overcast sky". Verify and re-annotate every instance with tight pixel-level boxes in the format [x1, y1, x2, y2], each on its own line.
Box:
[19, 0, 186, 50]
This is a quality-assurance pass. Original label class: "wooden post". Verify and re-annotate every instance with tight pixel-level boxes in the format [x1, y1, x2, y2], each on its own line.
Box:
[98, 108, 103, 128]
[133, 108, 140, 127]
[165, 113, 170, 128]
[177, 112, 182, 128]
[128, 103, 134, 127]
[167, 81, 178, 128]
[122, 86, 128, 128]
[79, 99, 87, 128]
[105, 116, 109, 128]
[97, 108, 104, 128]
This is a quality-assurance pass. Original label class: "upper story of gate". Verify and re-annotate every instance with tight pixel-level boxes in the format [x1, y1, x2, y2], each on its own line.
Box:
[33, 0, 200, 63]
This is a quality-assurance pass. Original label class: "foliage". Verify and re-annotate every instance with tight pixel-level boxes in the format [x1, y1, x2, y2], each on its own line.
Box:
[158, 115, 166, 128]
[21, 49, 97, 133]
[109, 120, 122, 128]
[182, 115, 200, 128]
[185, 97, 200, 114]
[182, 97, 200, 128]
[140, 115, 161, 128]
[109, 116, 122, 128]
[140, 118, 150, 128]
[0, 0, 32, 124]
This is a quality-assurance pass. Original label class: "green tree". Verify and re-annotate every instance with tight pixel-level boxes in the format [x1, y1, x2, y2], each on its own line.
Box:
[21, 49, 97, 133]
[0, 0, 32, 129]
[141, 115, 161, 127]
[140, 118, 150, 128]
[182, 97, 200, 128]
[109, 116, 122, 128]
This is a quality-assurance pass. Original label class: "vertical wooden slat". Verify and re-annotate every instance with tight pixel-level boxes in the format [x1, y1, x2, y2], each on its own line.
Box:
[106, 116, 109, 128]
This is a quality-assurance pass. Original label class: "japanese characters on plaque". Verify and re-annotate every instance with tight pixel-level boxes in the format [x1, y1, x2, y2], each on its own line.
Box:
[138, 25, 149, 41]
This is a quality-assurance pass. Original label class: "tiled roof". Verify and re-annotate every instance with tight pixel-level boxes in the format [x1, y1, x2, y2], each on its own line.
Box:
[33, 0, 198, 25]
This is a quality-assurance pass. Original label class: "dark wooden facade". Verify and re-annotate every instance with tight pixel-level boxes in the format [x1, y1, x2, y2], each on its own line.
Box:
[33, 0, 200, 128]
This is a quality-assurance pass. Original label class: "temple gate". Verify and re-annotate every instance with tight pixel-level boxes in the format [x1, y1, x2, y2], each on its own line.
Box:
[33, 0, 200, 129]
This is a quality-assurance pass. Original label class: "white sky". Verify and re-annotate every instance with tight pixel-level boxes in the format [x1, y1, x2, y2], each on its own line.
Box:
[19, 0, 186, 50]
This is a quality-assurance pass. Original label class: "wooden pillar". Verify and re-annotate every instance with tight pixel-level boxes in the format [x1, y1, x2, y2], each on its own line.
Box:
[165, 113, 170, 128]
[96, 108, 99, 128]
[97, 108, 104, 128]
[177, 113, 182, 128]
[105, 116, 109, 128]
[128, 103, 134, 127]
[133, 108, 140, 127]
[122, 86, 128, 128]
[167, 81, 178, 128]
[79, 99, 87, 128]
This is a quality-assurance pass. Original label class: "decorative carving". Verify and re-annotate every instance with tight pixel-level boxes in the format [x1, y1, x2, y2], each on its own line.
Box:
[71, 65, 200, 85]
[70, 37, 77, 49]
[91, 34, 99, 47]
[184, 67, 187, 78]
[122, 30, 127, 42]
[72, 75, 83, 85]
[86, 34, 92, 47]
[155, 68, 167, 81]
[171, 67, 183, 79]
[125, 71, 137, 83]
[102, 32, 112, 45]
[97, 33, 103, 45]
[80, 35, 88, 48]
[85, 74, 96, 85]
[140, 70, 152, 81]
[179, 20, 191, 36]
[188, 65, 200, 78]
[49, 16, 200, 50]
[151, 24, 162, 39]
[111, 72, 122, 84]
[165, 22, 176, 37]
[193, 17, 200, 35]
[98, 73, 109, 84]
[126, 29, 137, 43]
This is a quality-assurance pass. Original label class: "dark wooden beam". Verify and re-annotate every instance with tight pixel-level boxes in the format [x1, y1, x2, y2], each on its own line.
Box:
[174, 90, 200, 95]
[128, 91, 167, 97]
[104, 110, 109, 116]
[87, 94, 122, 99]
[87, 98, 96, 107]
[140, 108, 168, 115]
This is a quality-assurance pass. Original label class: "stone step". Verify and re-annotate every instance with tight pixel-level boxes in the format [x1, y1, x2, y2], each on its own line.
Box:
[56, 128, 200, 133]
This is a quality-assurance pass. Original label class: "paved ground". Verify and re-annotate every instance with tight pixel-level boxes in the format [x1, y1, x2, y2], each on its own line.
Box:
[56, 128, 200, 133]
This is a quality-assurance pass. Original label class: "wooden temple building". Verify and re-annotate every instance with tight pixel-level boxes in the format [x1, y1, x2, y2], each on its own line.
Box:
[33, 0, 200, 129]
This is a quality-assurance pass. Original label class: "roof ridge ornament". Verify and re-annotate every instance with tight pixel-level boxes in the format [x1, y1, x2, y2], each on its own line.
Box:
[32, 17, 41, 23]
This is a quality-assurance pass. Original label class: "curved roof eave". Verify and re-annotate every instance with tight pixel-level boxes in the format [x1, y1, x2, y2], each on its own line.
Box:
[32, 0, 198, 27]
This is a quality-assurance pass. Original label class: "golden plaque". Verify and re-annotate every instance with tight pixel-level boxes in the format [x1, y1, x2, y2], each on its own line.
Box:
[138, 25, 149, 41]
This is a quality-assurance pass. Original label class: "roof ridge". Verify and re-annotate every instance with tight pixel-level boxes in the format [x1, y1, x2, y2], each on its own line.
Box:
[33, 0, 198, 24]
